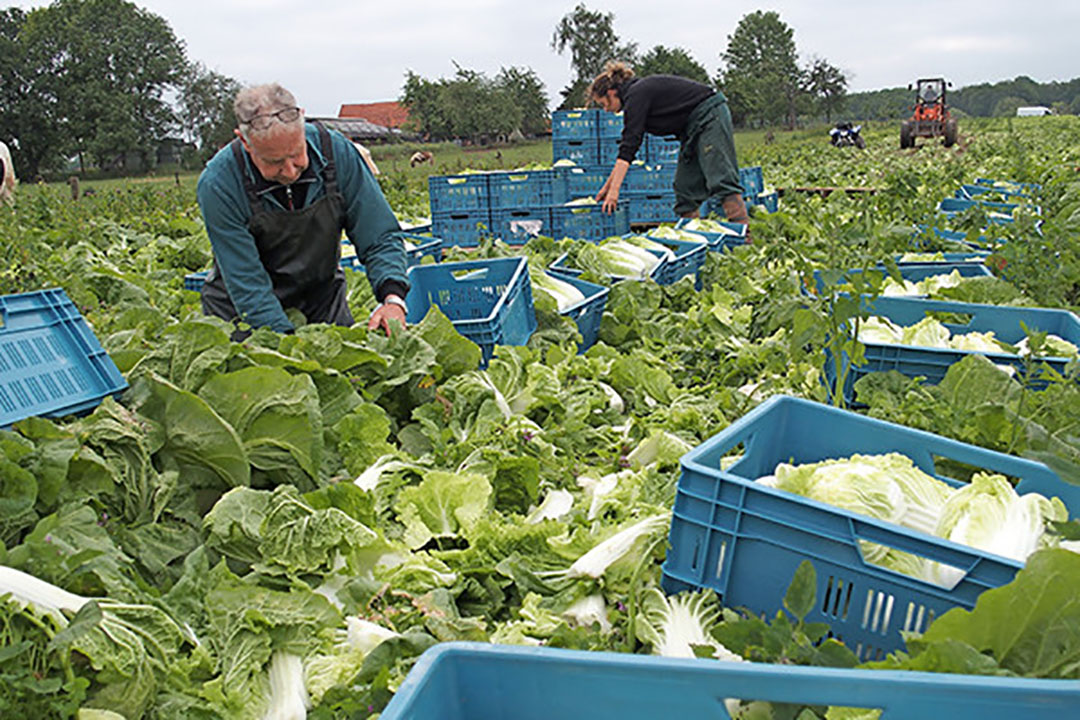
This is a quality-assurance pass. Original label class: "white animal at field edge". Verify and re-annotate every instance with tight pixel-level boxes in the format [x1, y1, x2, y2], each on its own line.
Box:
[0, 140, 15, 206]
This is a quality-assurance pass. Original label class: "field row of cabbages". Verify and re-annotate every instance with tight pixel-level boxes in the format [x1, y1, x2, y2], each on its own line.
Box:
[0, 117, 1079, 719]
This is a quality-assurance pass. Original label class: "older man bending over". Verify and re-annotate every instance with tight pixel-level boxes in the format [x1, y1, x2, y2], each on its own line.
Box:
[196, 83, 408, 338]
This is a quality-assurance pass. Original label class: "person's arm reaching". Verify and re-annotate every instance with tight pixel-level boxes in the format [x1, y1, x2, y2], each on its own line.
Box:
[596, 159, 630, 214]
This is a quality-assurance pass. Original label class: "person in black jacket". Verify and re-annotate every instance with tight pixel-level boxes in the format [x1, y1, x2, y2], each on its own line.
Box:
[589, 62, 749, 225]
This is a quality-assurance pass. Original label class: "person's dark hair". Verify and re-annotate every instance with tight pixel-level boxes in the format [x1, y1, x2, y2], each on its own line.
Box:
[588, 61, 635, 103]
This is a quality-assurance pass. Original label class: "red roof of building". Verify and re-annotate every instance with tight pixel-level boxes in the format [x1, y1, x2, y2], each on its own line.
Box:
[338, 101, 410, 129]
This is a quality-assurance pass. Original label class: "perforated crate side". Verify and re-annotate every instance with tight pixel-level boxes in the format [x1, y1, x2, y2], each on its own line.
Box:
[490, 207, 552, 245]
[662, 395, 1080, 660]
[428, 173, 490, 214]
[0, 288, 128, 428]
[551, 109, 597, 141]
[550, 201, 630, 241]
[553, 138, 598, 166]
[488, 170, 554, 210]
[432, 210, 493, 249]
[645, 134, 680, 164]
[626, 192, 677, 224]
[184, 271, 208, 291]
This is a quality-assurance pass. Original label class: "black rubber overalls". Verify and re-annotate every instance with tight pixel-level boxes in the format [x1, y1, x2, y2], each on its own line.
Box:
[201, 122, 353, 335]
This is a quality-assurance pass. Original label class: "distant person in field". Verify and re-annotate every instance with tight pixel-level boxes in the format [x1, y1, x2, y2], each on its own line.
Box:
[0, 140, 16, 206]
[196, 83, 409, 338]
[589, 62, 748, 226]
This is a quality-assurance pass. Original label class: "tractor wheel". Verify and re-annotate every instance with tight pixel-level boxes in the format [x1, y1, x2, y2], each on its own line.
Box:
[855, 134, 867, 149]
[900, 121, 914, 149]
[943, 118, 959, 147]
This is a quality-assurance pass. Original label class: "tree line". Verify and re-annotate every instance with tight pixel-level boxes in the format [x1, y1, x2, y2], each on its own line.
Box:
[401, 6, 851, 142]
[0, 0, 239, 179]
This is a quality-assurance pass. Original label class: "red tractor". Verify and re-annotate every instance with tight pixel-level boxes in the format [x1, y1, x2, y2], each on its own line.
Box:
[900, 78, 958, 149]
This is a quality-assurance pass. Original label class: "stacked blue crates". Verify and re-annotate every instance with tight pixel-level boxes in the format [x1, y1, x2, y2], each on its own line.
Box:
[489, 170, 554, 244]
[429, 173, 492, 247]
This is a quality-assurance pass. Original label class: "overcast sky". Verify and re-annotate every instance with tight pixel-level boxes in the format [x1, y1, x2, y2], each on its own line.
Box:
[15, 1, 1080, 116]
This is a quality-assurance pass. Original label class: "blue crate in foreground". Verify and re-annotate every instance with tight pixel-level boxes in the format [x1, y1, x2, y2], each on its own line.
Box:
[404, 257, 536, 366]
[538, 272, 608, 352]
[753, 191, 779, 213]
[739, 165, 765, 198]
[184, 271, 208, 291]
[645, 235, 708, 287]
[381, 642, 1080, 720]
[548, 244, 667, 285]
[675, 218, 749, 252]
[340, 233, 443, 272]
[550, 200, 630, 240]
[829, 296, 1080, 402]
[812, 262, 993, 295]
[663, 395, 1080, 660]
[0, 288, 128, 428]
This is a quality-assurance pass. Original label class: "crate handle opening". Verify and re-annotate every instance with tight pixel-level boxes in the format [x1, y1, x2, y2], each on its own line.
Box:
[451, 268, 490, 281]
[507, 174, 528, 182]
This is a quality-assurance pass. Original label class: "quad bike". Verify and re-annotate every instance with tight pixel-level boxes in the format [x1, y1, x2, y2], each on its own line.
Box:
[900, 78, 958, 149]
[829, 121, 866, 148]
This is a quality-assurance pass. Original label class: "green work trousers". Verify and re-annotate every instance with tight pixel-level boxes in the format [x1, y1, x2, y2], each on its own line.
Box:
[672, 93, 742, 215]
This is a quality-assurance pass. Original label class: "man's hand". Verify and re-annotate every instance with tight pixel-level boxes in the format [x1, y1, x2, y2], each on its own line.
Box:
[368, 296, 407, 335]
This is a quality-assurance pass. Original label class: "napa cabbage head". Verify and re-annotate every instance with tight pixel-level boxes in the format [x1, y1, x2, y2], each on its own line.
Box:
[857, 316, 902, 344]
[901, 317, 951, 348]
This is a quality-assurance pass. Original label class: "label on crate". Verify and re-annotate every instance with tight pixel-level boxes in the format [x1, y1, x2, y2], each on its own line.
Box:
[510, 220, 544, 237]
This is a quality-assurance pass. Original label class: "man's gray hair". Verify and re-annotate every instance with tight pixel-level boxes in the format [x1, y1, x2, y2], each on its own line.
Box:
[234, 83, 302, 141]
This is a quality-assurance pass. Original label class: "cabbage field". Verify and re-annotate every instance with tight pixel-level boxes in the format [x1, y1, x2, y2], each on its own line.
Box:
[1, 117, 1080, 718]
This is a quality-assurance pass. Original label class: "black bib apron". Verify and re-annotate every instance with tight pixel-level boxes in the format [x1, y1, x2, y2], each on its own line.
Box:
[201, 121, 353, 333]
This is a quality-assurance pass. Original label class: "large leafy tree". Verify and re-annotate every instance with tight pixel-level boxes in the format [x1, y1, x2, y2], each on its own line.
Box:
[400, 65, 527, 143]
[718, 10, 802, 128]
[0, 8, 66, 177]
[179, 62, 243, 163]
[494, 66, 550, 137]
[551, 3, 637, 109]
[805, 57, 848, 122]
[20, 0, 186, 172]
[634, 46, 712, 86]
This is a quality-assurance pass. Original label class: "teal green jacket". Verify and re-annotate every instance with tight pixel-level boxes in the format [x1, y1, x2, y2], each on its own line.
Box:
[196, 123, 407, 333]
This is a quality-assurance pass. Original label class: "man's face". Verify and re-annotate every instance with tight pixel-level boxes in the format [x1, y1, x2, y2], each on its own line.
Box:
[237, 124, 308, 185]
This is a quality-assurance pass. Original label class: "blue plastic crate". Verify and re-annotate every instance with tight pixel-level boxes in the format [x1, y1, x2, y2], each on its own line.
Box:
[753, 191, 779, 213]
[646, 235, 709, 287]
[895, 251, 992, 264]
[0, 288, 128, 428]
[404, 257, 536, 366]
[645, 134, 681, 164]
[598, 136, 622, 165]
[626, 192, 678, 224]
[938, 197, 1028, 225]
[957, 184, 1032, 201]
[383, 642, 1080, 720]
[488, 170, 553, 210]
[975, 177, 1040, 192]
[674, 218, 749, 252]
[739, 166, 765, 198]
[830, 296, 1080, 402]
[596, 111, 624, 139]
[184, 271, 208, 291]
[663, 395, 1080, 660]
[912, 225, 994, 251]
[553, 165, 609, 203]
[548, 245, 666, 284]
[490, 207, 552, 245]
[341, 233, 444, 272]
[623, 163, 676, 194]
[552, 138, 598, 165]
[812, 263, 993, 295]
[537, 272, 608, 352]
[428, 173, 490, 214]
[550, 200, 630, 241]
[551, 109, 597, 141]
[432, 210, 492, 249]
